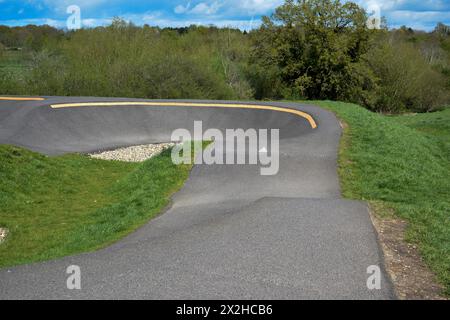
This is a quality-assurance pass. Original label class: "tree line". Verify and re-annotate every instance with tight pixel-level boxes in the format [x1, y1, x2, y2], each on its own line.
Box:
[1, 0, 449, 113]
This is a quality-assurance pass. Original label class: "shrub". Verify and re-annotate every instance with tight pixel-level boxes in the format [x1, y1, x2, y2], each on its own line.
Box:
[23, 21, 250, 100]
[365, 40, 449, 112]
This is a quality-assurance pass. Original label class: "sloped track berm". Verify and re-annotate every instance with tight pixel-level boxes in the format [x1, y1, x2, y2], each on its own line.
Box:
[0, 97, 395, 299]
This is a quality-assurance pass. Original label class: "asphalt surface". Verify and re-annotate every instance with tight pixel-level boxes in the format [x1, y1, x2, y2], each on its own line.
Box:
[0, 97, 395, 299]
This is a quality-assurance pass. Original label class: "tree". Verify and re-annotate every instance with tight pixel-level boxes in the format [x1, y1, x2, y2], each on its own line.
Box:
[434, 23, 450, 37]
[250, 0, 375, 101]
[365, 37, 449, 112]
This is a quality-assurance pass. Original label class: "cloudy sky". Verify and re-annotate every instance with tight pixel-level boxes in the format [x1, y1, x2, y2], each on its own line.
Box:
[0, 0, 449, 31]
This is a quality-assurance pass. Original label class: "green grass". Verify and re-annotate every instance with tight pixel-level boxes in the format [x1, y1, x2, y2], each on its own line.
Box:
[312, 101, 450, 295]
[392, 108, 450, 161]
[0, 145, 194, 267]
[0, 51, 29, 79]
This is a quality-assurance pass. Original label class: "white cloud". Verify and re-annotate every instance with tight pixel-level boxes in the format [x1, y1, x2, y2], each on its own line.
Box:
[174, 0, 282, 17]
[236, 0, 284, 15]
[352, 0, 450, 12]
[29, 0, 107, 13]
[82, 18, 111, 27]
[174, 5, 188, 14]
[44, 18, 61, 27]
[0, 18, 66, 27]
[346, 0, 450, 30]
[387, 9, 450, 28]
[174, 1, 191, 14]
[175, 1, 221, 16]
[190, 2, 221, 15]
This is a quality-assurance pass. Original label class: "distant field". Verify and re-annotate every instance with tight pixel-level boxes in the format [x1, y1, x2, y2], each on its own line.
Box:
[314, 101, 450, 295]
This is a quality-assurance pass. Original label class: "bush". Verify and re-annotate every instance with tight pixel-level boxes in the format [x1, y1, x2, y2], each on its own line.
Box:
[23, 21, 251, 100]
[0, 71, 22, 94]
[365, 40, 449, 112]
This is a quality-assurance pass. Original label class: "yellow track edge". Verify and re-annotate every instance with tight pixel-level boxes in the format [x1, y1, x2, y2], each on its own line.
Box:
[50, 102, 318, 129]
[0, 97, 45, 101]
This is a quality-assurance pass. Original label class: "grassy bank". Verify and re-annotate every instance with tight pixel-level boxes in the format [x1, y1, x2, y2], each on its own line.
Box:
[0, 145, 193, 267]
[313, 101, 450, 295]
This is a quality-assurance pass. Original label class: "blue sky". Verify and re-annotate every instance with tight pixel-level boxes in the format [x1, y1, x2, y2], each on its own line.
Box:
[0, 0, 449, 31]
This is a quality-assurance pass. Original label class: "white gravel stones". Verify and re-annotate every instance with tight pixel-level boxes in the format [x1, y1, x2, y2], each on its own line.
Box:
[0, 228, 7, 243]
[89, 143, 175, 163]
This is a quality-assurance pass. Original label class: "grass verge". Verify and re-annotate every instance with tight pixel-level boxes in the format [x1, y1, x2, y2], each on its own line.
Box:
[0, 144, 195, 268]
[312, 101, 450, 295]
